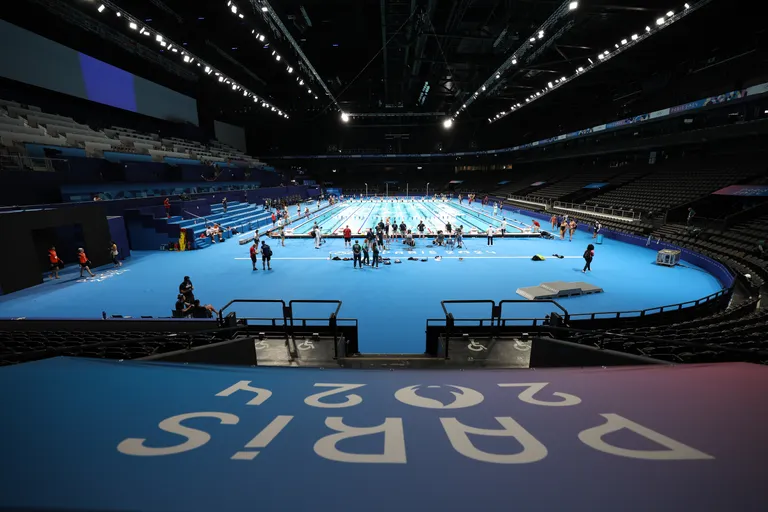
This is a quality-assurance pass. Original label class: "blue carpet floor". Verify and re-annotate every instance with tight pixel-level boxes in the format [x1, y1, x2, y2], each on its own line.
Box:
[0, 211, 723, 354]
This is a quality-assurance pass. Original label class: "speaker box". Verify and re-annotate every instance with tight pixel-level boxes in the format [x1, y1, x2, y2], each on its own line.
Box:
[532, 254, 546, 261]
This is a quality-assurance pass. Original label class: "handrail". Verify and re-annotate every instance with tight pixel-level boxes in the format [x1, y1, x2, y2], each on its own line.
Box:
[568, 289, 730, 321]
[499, 299, 570, 322]
[553, 201, 641, 220]
[218, 299, 287, 323]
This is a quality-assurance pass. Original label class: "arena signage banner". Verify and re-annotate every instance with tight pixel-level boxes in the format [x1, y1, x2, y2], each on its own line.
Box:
[0, 358, 764, 511]
[272, 81, 768, 162]
[712, 185, 768, 197]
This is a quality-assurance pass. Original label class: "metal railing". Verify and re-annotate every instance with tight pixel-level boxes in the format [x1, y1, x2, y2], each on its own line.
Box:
[553, 201, 642, 220]
[505, 195, 548, 207]
[0, 154, 59, 172]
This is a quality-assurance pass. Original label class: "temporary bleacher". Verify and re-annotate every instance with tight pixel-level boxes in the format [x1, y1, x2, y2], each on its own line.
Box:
[527, 170, 622, 201]
[169, 201, 275, 249]
[587, 168, 753, 213]
[0, 97, 266, 166]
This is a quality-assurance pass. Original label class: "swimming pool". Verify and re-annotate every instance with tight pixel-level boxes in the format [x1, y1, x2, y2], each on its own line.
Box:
[287, 198, 533, 237]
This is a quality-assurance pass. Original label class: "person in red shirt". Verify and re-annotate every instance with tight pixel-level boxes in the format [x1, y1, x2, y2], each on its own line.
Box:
[271, 212, 277, 227]
[249, 240, 259, 271]
[164, 198, 171, 218]
[343, 225, 352, 247]
[48, 246, 63, 279]
[77, 248, 95, 278]
[532, 219, 541, 233]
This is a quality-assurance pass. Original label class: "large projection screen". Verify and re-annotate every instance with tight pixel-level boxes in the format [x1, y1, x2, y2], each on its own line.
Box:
[214, 120, 247, 153]
[0, 19, 199, 126]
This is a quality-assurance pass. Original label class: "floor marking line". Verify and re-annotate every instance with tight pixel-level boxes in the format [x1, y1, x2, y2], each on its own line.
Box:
[234, 256, 582, 260]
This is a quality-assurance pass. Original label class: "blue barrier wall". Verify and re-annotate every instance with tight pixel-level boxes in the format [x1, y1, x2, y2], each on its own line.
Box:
[107, 216, 131, 260]
[24, 144, 86, 158]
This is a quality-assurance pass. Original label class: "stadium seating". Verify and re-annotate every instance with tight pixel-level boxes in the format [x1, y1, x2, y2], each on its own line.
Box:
[0, 97, 265, 167]
[0, 328, 232, 366]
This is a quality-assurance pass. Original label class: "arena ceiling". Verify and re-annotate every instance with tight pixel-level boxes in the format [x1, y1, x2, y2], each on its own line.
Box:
[4, 0, 765, 146]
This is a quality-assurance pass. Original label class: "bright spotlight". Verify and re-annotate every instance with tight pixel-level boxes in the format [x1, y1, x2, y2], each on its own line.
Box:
[129, 22, 138, 30]
[443, 118, 453, 129]
[238, 13, 244, 18]
[98, 4, 105, 12]
[598, 54, 604, 60]
[204, 66, 210, 73]
[276, 55, 281, 61]
[259, 35, 265, 42]
[261, 6, 268, 11]
[299, 80, 304, 85]
[340, 112, 349, 123]
[287, 67, 293, 73]
[530, 37, 536, 43]
[538, 30, 544, 39]
[156, 34, 163, 42]
[231, 5, 237, 14]
[666, 11, 674, 17]
[569, 1, 578, 10]
[645, 25, 651, 32]
[620, 39, 627, 45]
[482, 86, 486, 91]
[116, 12, 121, 17]
[656, 17, 665, 25]
[218, 76, 224, 82]
[511, 58, 517, 65]
[631, 34, 638, 40]
[684, 3, 690, 8]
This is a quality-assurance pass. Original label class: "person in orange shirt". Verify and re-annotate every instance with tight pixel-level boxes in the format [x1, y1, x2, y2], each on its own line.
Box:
[48, 246, 63, 279]
[164, 197, 171, 218]
[77, 248, 95, 278]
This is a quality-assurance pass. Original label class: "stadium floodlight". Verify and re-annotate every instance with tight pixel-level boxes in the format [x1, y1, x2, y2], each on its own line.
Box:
[577, 67, 583, 72]
[232, 84, 237, 90]
[538, 30, 544, 39]
[299, 80, 304, 85]
[443, 118, 453, 129]
[259, 35, 265, 42]
[646, 25, 651, 32]
[667, 11, 674, 16]
[620, 39, 627, 45]
[116, 12, 121, 17]
[511, 58, 517, 65]
[231, 5, 237, 14]
[569, 1, 578, 9]
[530, 37, 536, 43]
[239, 14, 244, 18]
[183, 55, 190, 63]
[631, 34, 638, 40]
[656, 17, 665, 25]
[548, 81, 553, 88]
[496, 73, 500, 79]
[156, 34, 163, 42]
[204, 66, 210, 73]
[287, 67, 293, 73]
[129, 22, 138, 30]
[482, 86, 486, 91]
[261, 6, 268, 11]
[340, 112, 350, 123]
[598, 54, 604, 60]
[218, 76, 224, 82]
[684, 3, 690, 8]
[276, 55, 281, 61]
[98, 4, 105, 13]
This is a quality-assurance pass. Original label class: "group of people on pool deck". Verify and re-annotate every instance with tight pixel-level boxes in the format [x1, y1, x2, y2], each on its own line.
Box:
[175, 276, 218, 318]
